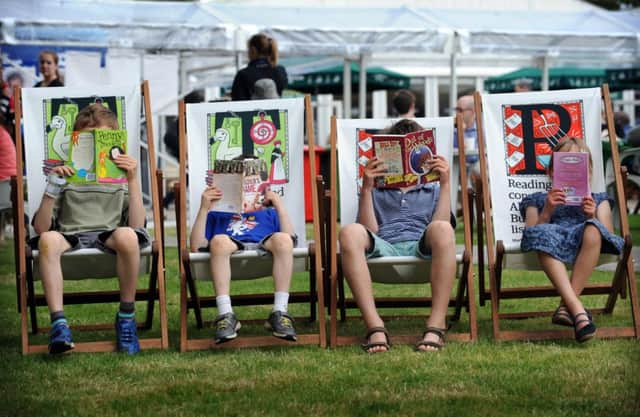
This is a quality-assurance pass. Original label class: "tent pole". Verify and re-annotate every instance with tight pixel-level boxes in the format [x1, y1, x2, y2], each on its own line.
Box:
[449, 49, 458, 115]
[359, 54, 367, 118]
[541, 55, 550, 91]
[343, 58, 352, 119]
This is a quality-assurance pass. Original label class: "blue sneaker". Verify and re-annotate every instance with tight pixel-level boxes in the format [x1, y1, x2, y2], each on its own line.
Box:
[115, 315, 140, 354]
[49, 321, 75, 354]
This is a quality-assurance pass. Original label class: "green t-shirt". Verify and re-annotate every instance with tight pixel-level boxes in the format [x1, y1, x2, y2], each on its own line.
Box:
[53, 183, 130, 234]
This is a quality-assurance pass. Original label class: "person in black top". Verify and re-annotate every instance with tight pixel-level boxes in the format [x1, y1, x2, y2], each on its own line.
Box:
[34, 51, 64, 88]
[231, 33, 287, 101]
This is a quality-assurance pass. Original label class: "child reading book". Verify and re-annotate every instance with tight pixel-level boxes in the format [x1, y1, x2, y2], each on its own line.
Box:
[31, 103, 150, 354]
[338, 119, 457, 353]
[190, 155, 298, 344]
[519, 137, 624, 343]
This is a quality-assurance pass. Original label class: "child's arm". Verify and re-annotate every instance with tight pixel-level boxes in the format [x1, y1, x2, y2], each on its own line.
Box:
[593, 197, 616, 233]
[357, 157, 387, 233]
[263, 190, 294, 235]
[33, 166, 74, 234]
[190, 186, 222, 252]
[113, 154, 145, 229]
[428, 155, 452, 222]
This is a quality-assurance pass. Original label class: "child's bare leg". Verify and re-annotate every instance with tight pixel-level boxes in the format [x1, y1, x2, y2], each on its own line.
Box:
[339, 224, 386, 351]
[38, 231, 72, 312]
[104, 227, 141, 303]
[209, 235, 237, 297]
[539, 252, 589, 330]
[569, 224, 602, 295]
[263, 232, 294, 293]
[420, 220, 456, 350]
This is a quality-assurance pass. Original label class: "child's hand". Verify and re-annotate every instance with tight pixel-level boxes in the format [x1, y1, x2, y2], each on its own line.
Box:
[201, 186, 222, 209]
[425, 155, 449, 185]
[113, 154, 138, 180]
[362, 157, 387, 191]
[582, 195, 597, 219]
[543, 188, 566, 212]
[50, 165, 75, 177]
[262, 190, 281, 208]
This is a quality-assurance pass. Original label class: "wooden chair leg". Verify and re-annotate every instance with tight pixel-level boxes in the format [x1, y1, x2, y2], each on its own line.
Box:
[143, 251, 159, 330]
[309, 255, 317, 322]
[185, 268, 204, 328]
[26, 263, 38, 335]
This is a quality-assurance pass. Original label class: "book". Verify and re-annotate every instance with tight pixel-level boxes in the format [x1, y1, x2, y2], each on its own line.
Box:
[208, 158, 269, 213]
[66, 129, 128, 184]
[552, 152, 590, 206]
[371, 128, 438, 188]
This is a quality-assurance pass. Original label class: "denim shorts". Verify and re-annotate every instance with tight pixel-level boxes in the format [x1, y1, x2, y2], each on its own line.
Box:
[200, 232, 298, 255]
[365, 230, 431, 260]
[29, 227, 151, 255]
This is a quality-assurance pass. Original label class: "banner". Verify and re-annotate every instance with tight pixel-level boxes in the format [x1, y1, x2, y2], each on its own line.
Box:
[336, 117, 455, 225]
[480, 87, 603, 251]
[185, 98, 306, 245]
[21, 84, 142, 218]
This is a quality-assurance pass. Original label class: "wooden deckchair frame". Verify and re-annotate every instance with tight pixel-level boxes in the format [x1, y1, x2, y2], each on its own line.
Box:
[176, 95, 326, 351]
[473, 85, 640, 341]
[326, 114, 477, 348]
[13, 81, 168, 354]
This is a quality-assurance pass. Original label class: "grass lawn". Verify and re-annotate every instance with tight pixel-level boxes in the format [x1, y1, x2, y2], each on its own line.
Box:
[1, 215, 639, 417]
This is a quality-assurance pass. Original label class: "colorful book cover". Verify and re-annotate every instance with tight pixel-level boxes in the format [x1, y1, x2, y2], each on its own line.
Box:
[208, 159, 268, 213]
[371, 128, 438, 188]
[66, 129, 127, 184]
[552, 152, 590, 206]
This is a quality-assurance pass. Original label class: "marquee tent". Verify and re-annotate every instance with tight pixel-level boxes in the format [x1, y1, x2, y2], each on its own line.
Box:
[484, 67, 607, 93]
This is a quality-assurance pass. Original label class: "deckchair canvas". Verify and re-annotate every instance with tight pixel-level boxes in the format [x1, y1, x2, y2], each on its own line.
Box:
[474, 86, 639, 341]
[176, 96, 326, 351]
[14, 82, 168, 354]
[327, 115, 477, 347]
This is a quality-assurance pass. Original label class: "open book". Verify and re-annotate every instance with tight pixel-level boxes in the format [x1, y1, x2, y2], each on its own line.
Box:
[552, 152, 590, 206]
[208, 158, 269, 213]
[66, 129, 128, 184]
[371, 128, 438, 188]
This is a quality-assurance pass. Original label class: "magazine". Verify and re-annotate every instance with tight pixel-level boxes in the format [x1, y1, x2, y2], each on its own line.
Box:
[552, 152, 590, 206]
[371, 128, 438, 188]
[66, 129, 128, 184]
[208, 158, 268, 213]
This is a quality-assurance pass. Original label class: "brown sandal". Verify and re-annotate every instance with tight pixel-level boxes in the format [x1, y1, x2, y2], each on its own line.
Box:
[361, 327, 391, 353]
[415, 327, 446, 352]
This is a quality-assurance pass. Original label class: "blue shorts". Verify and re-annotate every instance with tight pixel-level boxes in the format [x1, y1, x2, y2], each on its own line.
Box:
[200, 233, 298, 255]
[365, 230, 431, 260]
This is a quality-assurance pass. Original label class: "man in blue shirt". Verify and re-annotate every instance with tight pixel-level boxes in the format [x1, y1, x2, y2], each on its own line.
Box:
[339, 119, 457, 353]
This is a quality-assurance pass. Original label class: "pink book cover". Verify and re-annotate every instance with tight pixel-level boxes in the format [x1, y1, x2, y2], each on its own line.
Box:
[552, 152, 590, 206]
[371, 128, 437, 188]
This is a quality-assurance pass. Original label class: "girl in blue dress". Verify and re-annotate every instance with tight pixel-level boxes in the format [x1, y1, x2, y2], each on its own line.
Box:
[519, 138, 624, 343]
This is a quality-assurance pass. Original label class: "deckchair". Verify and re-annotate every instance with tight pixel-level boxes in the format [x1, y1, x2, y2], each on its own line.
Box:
[326, 114, 477, 347]
[176, 95, 326, 351]
[13, 82, 168, 354]
[473, 85, 639, 341]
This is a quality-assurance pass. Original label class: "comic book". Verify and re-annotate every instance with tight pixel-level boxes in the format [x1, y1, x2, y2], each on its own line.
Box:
[371, 128, 438, 188]
[552, 152, 590, 206]
[208, 158, 268, 213]
[66, 129, 128, 184]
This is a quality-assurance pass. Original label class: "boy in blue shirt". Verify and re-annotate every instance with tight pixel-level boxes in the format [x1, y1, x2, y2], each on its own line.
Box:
[339, 119, 457, 353]
[190, 160, 298, 343]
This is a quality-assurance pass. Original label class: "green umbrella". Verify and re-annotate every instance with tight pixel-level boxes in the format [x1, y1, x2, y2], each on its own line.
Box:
[288, 62, 410, 94]
[606, 67, 640, 91]
[484, 67, 606, 93]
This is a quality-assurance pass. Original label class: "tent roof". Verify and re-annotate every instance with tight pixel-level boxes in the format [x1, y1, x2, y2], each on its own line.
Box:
[1, 1, 638, 61]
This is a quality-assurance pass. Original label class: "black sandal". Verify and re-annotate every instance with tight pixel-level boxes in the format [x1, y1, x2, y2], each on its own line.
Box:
[551, 305, 574, 327]
[574, 312, 597, 343]
[415, 326, 446, 352]
[361, 327, 391, 353]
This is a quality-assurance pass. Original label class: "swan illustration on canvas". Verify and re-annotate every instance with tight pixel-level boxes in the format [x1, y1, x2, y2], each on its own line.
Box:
[211, 128, 242, 160]
[47, 115, 71, 160]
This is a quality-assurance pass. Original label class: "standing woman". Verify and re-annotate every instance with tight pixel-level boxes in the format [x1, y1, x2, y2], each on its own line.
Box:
[231, 33, 287, 101]
[34, 51, 64, 87]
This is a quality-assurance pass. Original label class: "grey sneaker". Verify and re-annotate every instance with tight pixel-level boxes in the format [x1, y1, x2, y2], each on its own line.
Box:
[213, 312, 241, 344]
[265, 311, 297, 341]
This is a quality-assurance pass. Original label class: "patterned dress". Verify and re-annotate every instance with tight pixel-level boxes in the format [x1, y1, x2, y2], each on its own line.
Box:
[519, 192, 624, 264]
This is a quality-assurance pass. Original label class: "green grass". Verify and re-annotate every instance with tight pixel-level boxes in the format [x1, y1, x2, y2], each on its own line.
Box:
[1, 216, 640, 417]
